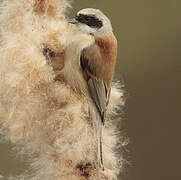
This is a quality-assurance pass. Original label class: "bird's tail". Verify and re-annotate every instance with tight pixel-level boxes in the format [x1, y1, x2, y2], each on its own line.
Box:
[94, 111, 104, 170]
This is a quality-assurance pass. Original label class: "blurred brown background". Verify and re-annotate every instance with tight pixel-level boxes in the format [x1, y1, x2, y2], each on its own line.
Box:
[0, 0, 181, 179]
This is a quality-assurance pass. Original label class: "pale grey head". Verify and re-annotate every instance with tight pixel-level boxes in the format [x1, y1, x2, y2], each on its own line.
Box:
[70, 8, 113, 35]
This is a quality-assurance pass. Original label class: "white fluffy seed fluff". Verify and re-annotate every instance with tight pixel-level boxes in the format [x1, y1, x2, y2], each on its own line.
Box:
[0, 0, 125, 179]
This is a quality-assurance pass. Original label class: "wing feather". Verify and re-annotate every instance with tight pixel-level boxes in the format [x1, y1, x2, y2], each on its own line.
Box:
[87, 78, 107, 119]
[81, 45, 109, 123]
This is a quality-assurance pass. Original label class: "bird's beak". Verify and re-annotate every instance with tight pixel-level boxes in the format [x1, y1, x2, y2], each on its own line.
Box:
[68, 18, 78, 24]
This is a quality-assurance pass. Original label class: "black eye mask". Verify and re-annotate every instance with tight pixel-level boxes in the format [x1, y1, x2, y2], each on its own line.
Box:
[75, 14, 103, 29]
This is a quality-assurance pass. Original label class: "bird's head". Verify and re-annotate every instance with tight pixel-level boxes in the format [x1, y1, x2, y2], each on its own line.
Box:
[69, 8, 113, 35]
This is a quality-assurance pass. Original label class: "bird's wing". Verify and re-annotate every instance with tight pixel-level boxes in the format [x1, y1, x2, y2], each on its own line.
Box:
[87, 77, 108, 122]
[80, 44, 111, 123]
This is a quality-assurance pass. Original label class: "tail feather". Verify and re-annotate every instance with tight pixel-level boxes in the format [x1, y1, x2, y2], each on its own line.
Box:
[94, 111, 104, 170]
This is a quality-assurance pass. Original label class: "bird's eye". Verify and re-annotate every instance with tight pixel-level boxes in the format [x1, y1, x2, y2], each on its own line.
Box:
[42, 45, 56, 59]
[75, 14, 103, 29]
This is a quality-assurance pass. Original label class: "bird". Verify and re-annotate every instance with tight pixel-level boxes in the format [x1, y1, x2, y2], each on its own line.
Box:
[66, 8, 118, 170]
[0, 0, 122, 179]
